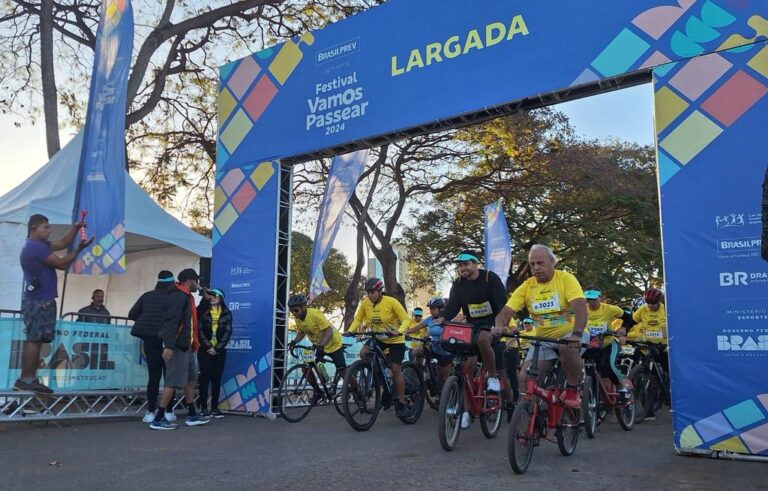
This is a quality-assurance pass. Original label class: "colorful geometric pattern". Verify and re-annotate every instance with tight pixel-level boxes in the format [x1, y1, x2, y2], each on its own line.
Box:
[680, 394, 768, 455]
[104, 0, 127, 33]
[216, 350, 273, 413]
[72, 222, 126, 274]
[212, 161, 276, 245]
[217, 32, 315, 166]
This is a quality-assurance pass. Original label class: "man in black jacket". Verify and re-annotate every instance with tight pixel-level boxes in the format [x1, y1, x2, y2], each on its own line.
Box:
[150, 268, 209, 430]
[129, 270, 178, 423]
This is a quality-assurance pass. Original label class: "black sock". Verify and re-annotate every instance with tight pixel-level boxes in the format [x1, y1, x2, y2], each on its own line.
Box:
[155, 407, 166, 421]
[186, 401, 197, 417]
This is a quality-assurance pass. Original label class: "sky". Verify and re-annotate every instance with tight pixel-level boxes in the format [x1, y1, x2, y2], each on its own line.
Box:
[0, 83, 655, 295]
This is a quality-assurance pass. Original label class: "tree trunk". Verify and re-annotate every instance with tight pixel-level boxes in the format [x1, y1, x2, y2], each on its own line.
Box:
[371, 244, 405, 307]
[342, 220, 366, 329]
[40, 0, 60, 157]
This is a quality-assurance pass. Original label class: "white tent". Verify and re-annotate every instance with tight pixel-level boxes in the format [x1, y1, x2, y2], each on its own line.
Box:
[0, 131, 211, 317]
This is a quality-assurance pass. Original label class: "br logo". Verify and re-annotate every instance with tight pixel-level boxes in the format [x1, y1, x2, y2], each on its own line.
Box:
[719, 272, 748, 286]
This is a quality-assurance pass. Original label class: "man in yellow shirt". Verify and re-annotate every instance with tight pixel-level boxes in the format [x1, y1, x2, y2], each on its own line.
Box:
[494, 245, 589, 409]
[287, 294, 346, 403]
[630, 287, 668, 420]
[345, 278, 411, 418]
[584, 287, 633, 399]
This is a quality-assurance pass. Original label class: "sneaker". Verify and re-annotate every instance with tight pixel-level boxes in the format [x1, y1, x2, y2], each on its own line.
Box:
[461, 411, 471, 429]
[617, 387, 629, 402]
[395, 402, 408, 418]
[199, 411, 211, 419]
[562, 387, 581, 409]
[165, 411, 177, 422]
[487, 377, 501, 392]
[185, 415, 210, 427]
[142, 411, 156, 423]
[211, 410, 225, 419]
[149, 418, 179, 430]
[312, 391, 325, 405]
[14, 378, 53, 395]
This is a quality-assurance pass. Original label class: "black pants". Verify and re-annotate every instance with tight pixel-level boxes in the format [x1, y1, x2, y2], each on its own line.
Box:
[142, 336, 164, 412]
[198, 349, 227, 412]
[504, 347, 520, 393]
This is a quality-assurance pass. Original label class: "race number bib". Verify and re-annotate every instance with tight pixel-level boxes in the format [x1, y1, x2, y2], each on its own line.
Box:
[588, 323, 607, 336]
[468, 301, 493, 318]
[645, 330, 663, 339]
[301, 348, 315, 362]
[532, 292, 561, 314]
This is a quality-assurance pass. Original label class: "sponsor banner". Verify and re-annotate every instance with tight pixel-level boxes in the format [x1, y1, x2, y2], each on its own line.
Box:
[655, 42, 768, 456]
[212, 161, 281, 414]
[309, 150, 369, 300]
[0, 319, 145, 390]
[71, 0, 134, 275]
[484, 200, 512, 287]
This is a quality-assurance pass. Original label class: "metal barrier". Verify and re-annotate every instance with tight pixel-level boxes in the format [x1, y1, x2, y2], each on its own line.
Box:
[60, 312, 133, 326]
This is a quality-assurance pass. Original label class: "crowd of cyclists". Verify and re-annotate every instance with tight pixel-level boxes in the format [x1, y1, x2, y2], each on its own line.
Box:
[285, 244, 669, 458]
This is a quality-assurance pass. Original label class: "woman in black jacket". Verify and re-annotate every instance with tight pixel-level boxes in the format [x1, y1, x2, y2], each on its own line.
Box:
[197, 288, 233, 418]
[129, 270, 177, 423]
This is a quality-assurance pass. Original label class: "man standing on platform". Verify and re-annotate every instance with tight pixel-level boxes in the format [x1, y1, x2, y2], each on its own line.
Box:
[16, 214, 92, 394]
[77, 289, 111, 323]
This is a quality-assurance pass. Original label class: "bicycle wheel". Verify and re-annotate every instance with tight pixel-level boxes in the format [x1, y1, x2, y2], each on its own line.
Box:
[556, 407, 580, 456]
[479, 387, 502, 439]
[341, 359, 380, 431]
[425, 365, 440, 411]
[399, 361, 425, 424]
[646, 370, 665, 416]
[615, 389, 636, 431]
[582, 375, 598, 439]
[508, 399, 536, 474]
[628, 365, 649, 423]
[277, 364, 315, 423]
[331, 372, 347, 417]
[437, 375, 462, 451]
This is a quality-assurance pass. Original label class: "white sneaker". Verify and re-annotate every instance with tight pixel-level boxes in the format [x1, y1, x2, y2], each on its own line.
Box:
[165, 411, 177, 422]
[461, 412, 471, 429]
[142, 410, 156, 423]
[487, 377, 501, 392]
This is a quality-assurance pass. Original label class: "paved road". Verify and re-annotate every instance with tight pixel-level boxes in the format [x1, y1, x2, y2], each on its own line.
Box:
[0, 406, 764, 490]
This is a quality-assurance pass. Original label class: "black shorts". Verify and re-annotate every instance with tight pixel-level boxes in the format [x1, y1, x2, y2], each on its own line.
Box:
[375, 340, 405, 364]
[325, 347, 347, 370]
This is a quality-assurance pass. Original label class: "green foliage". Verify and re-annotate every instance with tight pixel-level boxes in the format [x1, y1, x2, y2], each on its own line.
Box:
[290, 231, 352, 313]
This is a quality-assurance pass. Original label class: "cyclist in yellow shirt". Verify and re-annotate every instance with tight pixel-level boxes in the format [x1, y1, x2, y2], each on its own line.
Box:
[584, 287, 633, 399]
[494, 245, 589, 409]
[345, 278, 411, 418]
[407, 307, 427, 350]
[287, 294, 346, 404]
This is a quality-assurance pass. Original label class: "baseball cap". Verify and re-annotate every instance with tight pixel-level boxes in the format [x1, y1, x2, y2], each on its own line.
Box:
[210, 288, 225, 298]
[178, 269, 200, 282]
[454, 250, 480, 262]
[413, 307, 424, 316]
[584, 289, 601, 300]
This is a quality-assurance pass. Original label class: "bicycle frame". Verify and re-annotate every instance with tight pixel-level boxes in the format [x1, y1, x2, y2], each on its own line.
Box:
[289, 346, 340, 400]
[584, 358, 633, 410]
[447, 353, 501, 418]
[360, 336, 395, 398]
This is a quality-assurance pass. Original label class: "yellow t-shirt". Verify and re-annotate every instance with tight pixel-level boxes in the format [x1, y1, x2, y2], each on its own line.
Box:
[632, 304, 667, 344]
[506, 270, 585, 340]
[295, 308, 343, 353]
[406, 319, 427, 347]
[348, 295, 409, 344]
[587, 303, 625, 347]
[210, 306, 221, 347]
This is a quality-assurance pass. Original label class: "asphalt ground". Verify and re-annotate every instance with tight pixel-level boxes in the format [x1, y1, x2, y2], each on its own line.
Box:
[0, 405, 765, 490]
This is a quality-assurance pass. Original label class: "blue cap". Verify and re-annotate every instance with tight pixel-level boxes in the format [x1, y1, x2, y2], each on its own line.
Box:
[210, 288, 225, 298]
[584, 290, 601, 300]
[454, 253, 479, 262]
[413, 307, 424, 316]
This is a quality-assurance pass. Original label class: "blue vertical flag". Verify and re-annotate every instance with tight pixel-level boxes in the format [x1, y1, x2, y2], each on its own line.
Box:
[309, 149, 369, 300]
[484, 200, 512, 288]
[71, 0, 134, 274]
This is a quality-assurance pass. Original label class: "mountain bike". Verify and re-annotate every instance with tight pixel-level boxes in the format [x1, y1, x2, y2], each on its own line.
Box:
[407, 335, 442, 410]
[627, 341, 670, 422]
[276, 344, 351, 423]
[340, 332, 425, 431]
[581, 340, 635, 438]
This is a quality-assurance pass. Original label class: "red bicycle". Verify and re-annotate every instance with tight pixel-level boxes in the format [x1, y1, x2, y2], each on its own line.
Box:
[506, 333, 584, 474]
[437, 322, 502, 451]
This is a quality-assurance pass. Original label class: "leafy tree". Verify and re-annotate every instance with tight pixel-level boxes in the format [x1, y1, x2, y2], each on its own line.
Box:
[290, 231, 351, 313]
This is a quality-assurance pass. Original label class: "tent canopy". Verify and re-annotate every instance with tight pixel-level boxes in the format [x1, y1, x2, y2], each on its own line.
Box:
[0, 131, 211, 257]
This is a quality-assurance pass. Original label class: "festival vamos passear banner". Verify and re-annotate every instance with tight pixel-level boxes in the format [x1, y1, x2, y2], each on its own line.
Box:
[71, 0, 134, 275]
[0, 319, 145, 390]
[215, 0, 767, 171]
[654, 41, 768, 456]
[212, 160, 281, 413]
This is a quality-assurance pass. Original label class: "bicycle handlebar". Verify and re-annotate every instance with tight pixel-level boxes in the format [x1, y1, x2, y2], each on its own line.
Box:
[499, 332, 589, 348]
[405, 335, 430, 343]
[343, 331, 399, 338]
[287, 343, 352, 360]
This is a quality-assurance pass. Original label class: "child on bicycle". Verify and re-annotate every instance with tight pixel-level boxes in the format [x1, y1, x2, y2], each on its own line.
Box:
[405, 297, 453, 387]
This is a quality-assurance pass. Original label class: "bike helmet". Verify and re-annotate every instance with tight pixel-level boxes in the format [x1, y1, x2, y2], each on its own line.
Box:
[287, 294, 308, 308]
[643, 287, 664, 304]
[427, 297, 446, 309]
[364, 277, 384, 292]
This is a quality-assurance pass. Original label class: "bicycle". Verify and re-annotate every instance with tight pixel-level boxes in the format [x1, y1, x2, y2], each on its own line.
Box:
[581, 334, 636, 438]
[340, 332, 425, 431]
[407, 335, 441, 410]
[626, 340, 670, 423]
[276, 343, 351, 423]
[436, 322, 503, 451]
[505, 333, 585, 474]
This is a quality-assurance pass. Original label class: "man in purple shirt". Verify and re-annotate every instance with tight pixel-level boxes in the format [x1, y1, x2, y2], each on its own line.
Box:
[16, 214, 92, 394]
